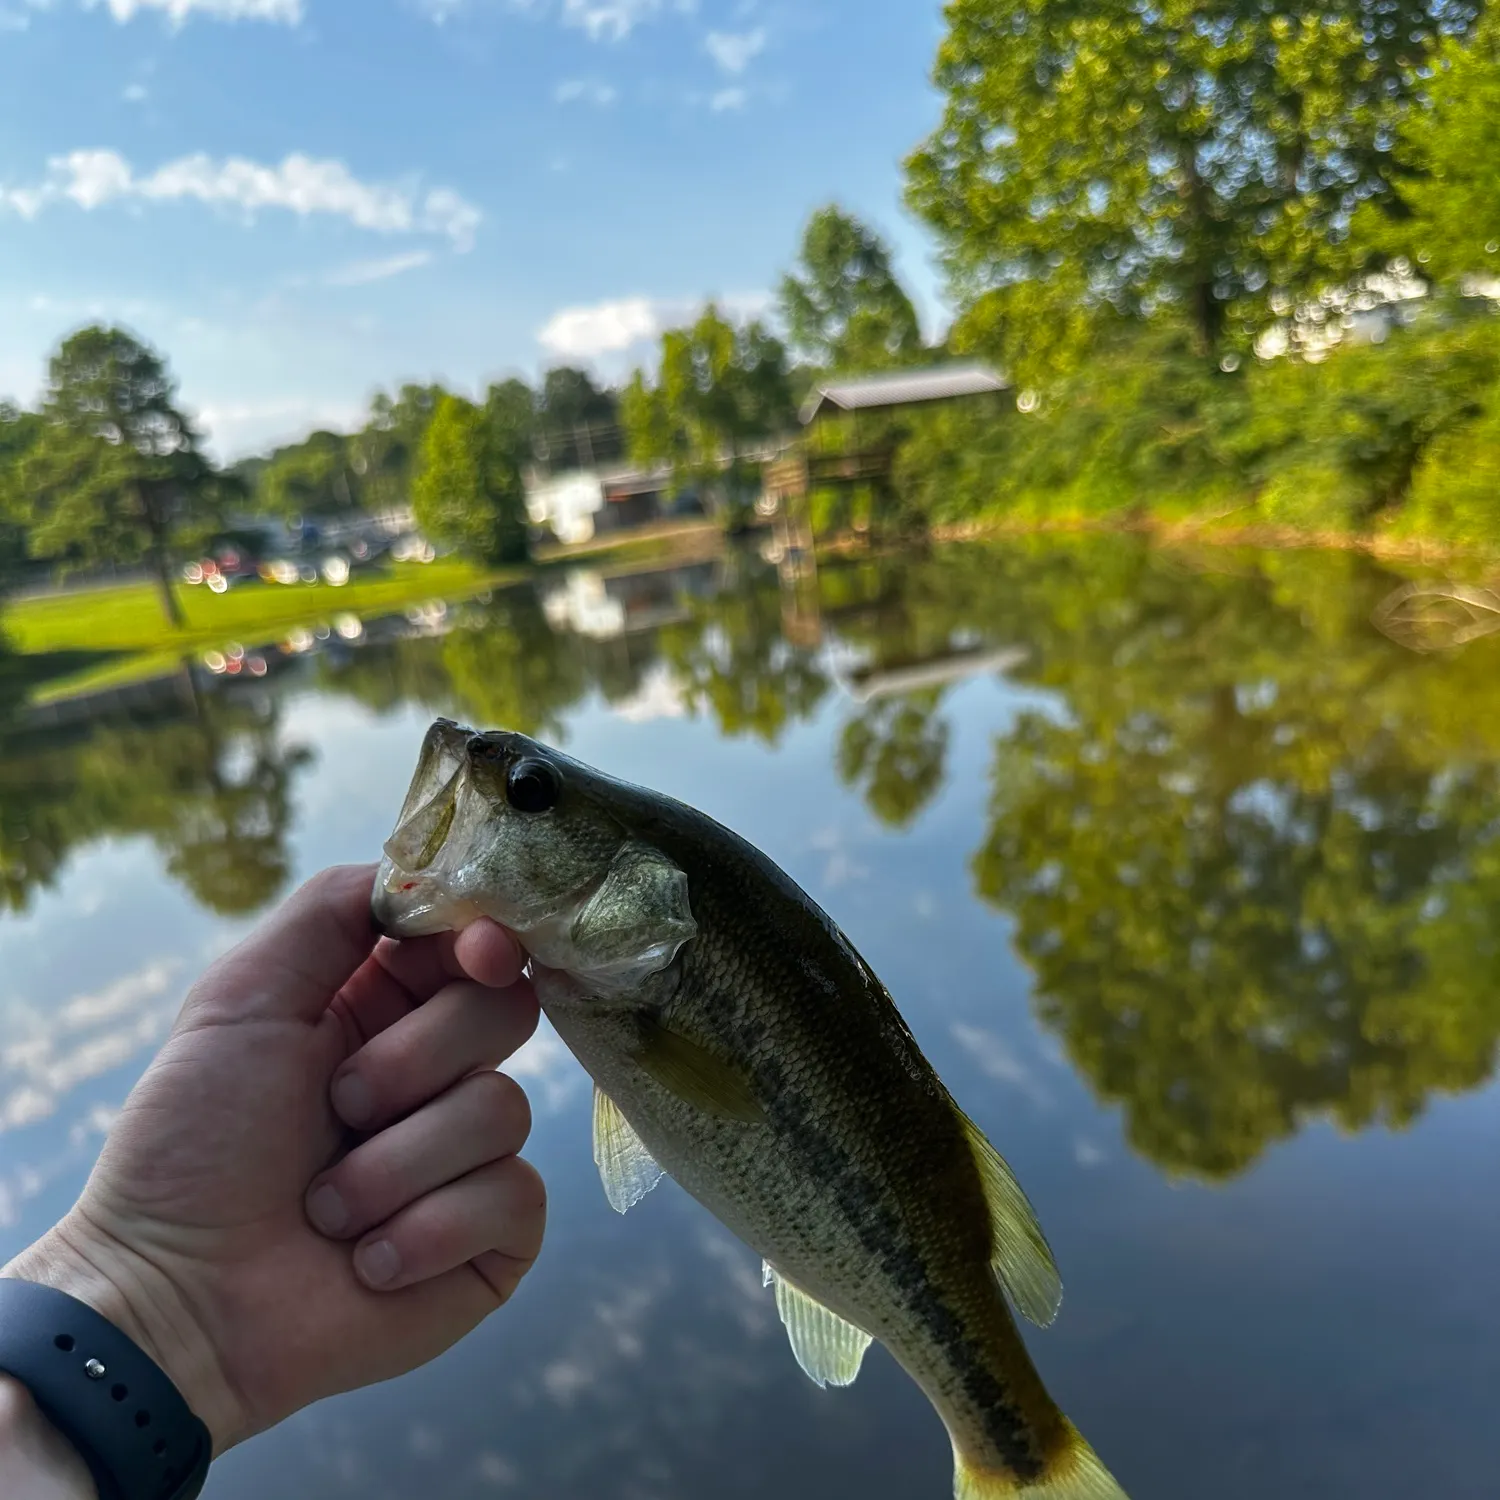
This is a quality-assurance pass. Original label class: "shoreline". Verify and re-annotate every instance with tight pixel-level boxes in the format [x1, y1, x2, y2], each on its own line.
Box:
[920, 511, 1500, 571]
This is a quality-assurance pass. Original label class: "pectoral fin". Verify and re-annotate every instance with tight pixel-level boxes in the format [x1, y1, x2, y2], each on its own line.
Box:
[958, 1109, 1062, 1328]
[636, 1021, 766, 1124]
[763, 1262, 873, 1389]
[592, 1086, 664, 1214]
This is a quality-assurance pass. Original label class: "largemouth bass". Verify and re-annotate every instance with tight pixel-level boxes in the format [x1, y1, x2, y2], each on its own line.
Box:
[372, 719, 1128, 1500]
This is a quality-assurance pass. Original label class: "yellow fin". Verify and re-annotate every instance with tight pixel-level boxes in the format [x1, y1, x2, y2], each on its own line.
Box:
[637, 1022, 765, 1124]
[958, 1110, 1062, 1327]
[954, 1423, 1129, 1499]
[591, 1086, 664, 1215]
[763, 1262, 873, 1389]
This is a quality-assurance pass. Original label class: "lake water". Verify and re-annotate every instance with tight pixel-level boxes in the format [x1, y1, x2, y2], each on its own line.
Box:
[2, 535, 1498, 1500]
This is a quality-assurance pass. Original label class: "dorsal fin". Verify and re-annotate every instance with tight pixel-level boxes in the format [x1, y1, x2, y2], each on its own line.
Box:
[763, 1262, 873, 1388]
[957, 1109, 1062, 1327]
[592, 1086, 665, 1214]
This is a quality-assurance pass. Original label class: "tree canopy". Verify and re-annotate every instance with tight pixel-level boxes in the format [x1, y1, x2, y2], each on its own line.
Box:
[779, 205, 924, 371]
[411, 392, 530, 563]
[622, 305, 795, 520]
[1364, 11, 1500, 285]
[906, 0, 1486, 381]
[0, 326, 220, 624]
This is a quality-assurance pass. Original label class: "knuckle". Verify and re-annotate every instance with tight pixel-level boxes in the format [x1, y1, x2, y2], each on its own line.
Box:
[497, 1154, 548, 1225]
[469, 1070, 532, 1146]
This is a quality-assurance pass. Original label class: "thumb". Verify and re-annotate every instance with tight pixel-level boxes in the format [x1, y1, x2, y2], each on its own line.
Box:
[188, 864, 381, 1026]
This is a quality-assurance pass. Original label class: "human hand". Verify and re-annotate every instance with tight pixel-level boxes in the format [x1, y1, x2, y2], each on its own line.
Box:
[3, 863, 546, 1457]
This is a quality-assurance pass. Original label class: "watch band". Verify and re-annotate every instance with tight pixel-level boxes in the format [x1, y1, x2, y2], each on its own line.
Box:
[0, 1278, 212, 1500]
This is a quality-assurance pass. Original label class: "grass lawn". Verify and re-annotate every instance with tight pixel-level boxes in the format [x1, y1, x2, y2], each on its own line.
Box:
[3, 559, 509, 658]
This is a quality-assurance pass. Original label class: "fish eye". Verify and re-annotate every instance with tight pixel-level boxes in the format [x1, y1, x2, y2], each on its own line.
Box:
[506, 758, 561, 815]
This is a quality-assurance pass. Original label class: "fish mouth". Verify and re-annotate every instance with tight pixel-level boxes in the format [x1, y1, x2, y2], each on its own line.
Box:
[369, 721, 561, 941]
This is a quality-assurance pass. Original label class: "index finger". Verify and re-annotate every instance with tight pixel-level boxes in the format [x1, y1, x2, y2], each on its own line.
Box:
[335, 921, 528, 1045]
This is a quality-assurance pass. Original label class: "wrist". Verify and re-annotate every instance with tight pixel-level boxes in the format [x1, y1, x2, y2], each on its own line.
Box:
[3, 1214, 240, 1456]
[0, 1375, 98, 1500]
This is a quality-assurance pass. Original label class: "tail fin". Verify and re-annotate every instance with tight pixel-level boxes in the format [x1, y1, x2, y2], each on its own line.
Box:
[954, 1422, 1129, 1500]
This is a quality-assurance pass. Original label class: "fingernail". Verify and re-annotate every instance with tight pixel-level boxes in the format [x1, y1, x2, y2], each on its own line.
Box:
[332, 1071, 374, 1128]
[355, 1239, 401, 1288]
[307, 1183, 348, 1236]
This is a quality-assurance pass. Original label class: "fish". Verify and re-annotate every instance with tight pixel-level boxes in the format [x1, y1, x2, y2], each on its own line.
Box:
[371, 718, 1129, 1500]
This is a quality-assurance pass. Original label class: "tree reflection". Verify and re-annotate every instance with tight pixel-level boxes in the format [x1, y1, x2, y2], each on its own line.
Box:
[442, 589, 589, 740]
[0, 673, 312, 916]
[836, 690, 949, 828]
[658, 560, 830, 744]
[958, 540, 1500, 1179]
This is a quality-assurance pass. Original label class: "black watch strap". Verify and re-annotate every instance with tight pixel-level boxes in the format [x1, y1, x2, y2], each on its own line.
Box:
[0, 1277, 212, 1500]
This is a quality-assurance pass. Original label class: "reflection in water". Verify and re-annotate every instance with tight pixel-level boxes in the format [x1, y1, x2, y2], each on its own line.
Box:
[2, 668, 312, 916]
[6, 539, 1500, 1181]
[3, 537, 1500, 1498]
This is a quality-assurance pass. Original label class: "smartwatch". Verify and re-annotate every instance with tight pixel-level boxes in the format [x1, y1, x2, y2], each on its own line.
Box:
[0, 1278, 212, 1500]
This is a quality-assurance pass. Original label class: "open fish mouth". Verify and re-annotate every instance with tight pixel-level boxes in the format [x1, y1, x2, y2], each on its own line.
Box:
[371, 719, 489, 938]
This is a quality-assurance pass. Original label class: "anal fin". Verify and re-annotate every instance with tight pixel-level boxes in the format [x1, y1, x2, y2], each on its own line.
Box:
[763, 1262, 873, 1389]
[957, 1108, 1062, 1328]
[592, 1085, 665, 1214]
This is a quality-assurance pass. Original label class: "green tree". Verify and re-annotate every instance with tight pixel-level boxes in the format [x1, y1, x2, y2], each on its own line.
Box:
[411, 393, 529, 563]
[905, 1, 1484, 381]
[1366, 13, 1500, 285]
[537, 367, 620, 468]
[779, 205, 924, 371]
[0, 401, 41, 575]
[256, 429, 362, 519]
[624, 306, 795, 521]
[352, 383, 446, 514]
[0, 327, 220, 626]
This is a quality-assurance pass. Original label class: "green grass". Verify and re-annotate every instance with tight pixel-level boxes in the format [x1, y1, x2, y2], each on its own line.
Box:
[3, 559, 507, 658]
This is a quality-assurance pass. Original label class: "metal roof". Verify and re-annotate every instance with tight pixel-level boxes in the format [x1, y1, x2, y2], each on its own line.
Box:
[799, 361, 1008, 424]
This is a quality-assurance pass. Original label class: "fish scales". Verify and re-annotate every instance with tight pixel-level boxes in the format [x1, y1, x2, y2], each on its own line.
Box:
[372, 721, 1129, 1500]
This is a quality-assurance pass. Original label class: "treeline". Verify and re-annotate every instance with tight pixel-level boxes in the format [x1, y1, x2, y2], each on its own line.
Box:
[0, 204, 934, 616]
[878, 0, 1500, 546]
[12, 1, 1500, 589]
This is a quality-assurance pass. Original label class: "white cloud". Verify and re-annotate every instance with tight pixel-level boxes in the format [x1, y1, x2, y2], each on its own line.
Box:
[325, 248, 433, 286]
[0, 149, 482, 250]
[704, 26, 763, 74]
[122, 82, 149, 102]
[554, 78, 617, 106]
[710, 86, 747, 112]
[88, 0, 302, 21]
[537, 289, 771, 358]
[562, 0, 696, 41]
[418, 0, 692, 39]
[538, 295, 663, 357]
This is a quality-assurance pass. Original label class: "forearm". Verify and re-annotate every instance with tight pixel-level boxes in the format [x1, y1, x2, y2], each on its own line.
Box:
[0, 1376, 97, 1500]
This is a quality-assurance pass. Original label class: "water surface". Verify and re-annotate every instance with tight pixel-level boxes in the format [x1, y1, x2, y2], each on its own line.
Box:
[2, 536, 1497, 1499]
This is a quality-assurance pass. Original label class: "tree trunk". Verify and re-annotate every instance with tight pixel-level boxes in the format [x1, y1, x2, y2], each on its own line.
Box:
[1178, 143, 1223, 360]
[140, 481, 186, 629]
[153, 552, 186, 630]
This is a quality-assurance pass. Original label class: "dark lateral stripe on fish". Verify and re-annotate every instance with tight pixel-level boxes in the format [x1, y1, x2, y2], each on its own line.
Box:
[763, 1068, 1046, 1480]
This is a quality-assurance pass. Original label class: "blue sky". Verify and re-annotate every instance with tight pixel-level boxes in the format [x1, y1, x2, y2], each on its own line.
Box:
[0, 0, 951, 458]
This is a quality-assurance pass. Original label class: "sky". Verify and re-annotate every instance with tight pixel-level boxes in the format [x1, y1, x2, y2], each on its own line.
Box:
[0, 0, 952, 459]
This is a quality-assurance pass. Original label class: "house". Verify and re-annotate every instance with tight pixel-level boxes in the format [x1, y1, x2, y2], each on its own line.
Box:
[524, 463, 697, 545]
